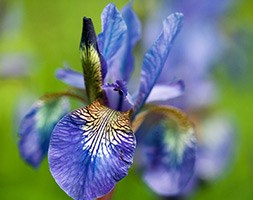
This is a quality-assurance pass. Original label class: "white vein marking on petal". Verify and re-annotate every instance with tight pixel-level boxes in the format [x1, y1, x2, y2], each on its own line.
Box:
[72, 101, 132, 161]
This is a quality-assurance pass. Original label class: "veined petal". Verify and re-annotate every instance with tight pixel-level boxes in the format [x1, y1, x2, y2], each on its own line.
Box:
[98, 3, 127, 59]
[134, 13, 184, 115]
[19, 96, 69, 168]
[48, 100, 136, 200]
[146, 80, 185, 103]
[98, 3, 141, 82]
[134, 104, 196, 196]
[56, 67, 84, 89]
[97, 3, 127, 81]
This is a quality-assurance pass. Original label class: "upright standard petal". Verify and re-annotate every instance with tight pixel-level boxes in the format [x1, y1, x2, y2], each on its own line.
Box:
[97, 3, 127, 81]
[134, 13, 184, 115]
[109, 2, 141, 82]
[56, 67, 84, 89]
[80, 17, 104, 103]
[134, 105, 196, 196]
[121, 2, 141, 48]
[19, 97, 69, 168]
[48, 100, 136, 200]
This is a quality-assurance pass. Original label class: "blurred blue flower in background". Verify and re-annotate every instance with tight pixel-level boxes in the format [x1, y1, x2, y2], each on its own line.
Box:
[143, 0, 233, 109]
[141, 0, 236, 197]
[18, 2, 197, 200]
[0, 1, 32, 79]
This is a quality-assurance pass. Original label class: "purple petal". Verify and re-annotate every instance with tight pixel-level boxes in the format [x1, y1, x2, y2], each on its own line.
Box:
[19, 97, 69, 168]
[196, 115, 235, 180]
[146, 80, 185, 103]
[56, 67, 84, 89]
[135, 107, 196, 195]
[48, 100, 136, 200]
[134, 13, 184, 114]
[102, 80, 133, 111]
[97, 3, 127, 74]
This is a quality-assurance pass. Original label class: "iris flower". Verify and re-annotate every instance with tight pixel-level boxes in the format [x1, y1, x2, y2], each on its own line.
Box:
[18, 3, 196, 200]
[142, 0, 235, 196]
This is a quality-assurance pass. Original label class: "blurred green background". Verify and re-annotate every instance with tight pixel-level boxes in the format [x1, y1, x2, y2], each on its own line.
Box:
[0, 0, 252, 199]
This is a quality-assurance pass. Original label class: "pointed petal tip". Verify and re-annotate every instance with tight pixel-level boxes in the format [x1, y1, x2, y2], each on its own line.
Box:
[164, 12, 184, 32]
[98, 1, 127, 63]
[103, 2, 117, 13]
[80, 16, 98, 50]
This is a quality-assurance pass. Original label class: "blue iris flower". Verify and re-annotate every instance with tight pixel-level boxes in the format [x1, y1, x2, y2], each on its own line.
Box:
[18, 3, 196, 200]
[142, 0, 236, 196]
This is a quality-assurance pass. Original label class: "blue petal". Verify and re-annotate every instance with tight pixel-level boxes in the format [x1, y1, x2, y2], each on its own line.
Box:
[97, 3, 127, 80]
[56, 67, 84, 89]
[135, 106, 196, 195]
[48, 100, 136, 200]
[113, 2, 141, 82]
[121, 2, 141, 49]
[134, 13, 184, 114]
[146, 80, 185, 103]
[19, 97, 69, 168]
[102, 80, 133, 111]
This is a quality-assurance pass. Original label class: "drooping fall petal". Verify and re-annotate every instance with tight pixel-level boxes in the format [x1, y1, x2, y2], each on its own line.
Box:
[48, 100, 136, 200]
[19, 96, 69, 168]
[134, 104, 196, 196]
